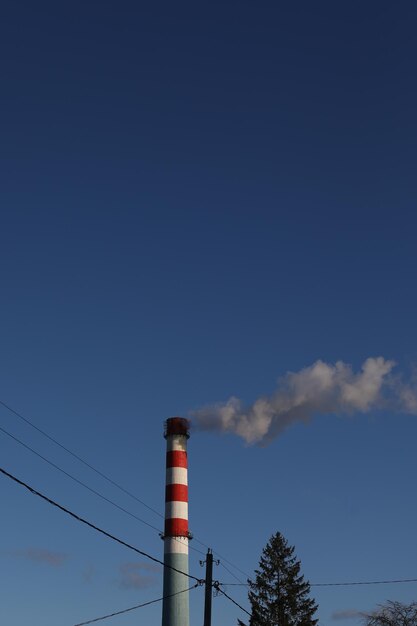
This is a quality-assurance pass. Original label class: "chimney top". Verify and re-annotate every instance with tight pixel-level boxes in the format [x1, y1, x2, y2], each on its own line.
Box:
[164, 417, 190, 439]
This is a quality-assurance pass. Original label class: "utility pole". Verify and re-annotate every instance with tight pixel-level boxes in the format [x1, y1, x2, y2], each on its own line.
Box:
[200, 548, 219, 626]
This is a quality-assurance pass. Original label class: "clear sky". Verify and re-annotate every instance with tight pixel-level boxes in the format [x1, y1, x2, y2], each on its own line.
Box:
[1, 1, 417, 625]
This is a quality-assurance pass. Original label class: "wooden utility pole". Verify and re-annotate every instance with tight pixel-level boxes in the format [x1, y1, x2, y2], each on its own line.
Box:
[201, 548, 219, 626]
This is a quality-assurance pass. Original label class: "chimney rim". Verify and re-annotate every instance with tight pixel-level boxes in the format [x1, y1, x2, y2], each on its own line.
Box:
[164, 417, 190, 439]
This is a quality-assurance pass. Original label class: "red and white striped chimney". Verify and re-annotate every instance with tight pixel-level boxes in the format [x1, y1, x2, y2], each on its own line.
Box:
[162, 417, 190, 626]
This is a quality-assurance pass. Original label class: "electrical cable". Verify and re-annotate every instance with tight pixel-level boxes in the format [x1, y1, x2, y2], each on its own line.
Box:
[218, 560, 246, 585]
[185, 534, 250, 575]
[3, 411, 415, 599]
[0, 465, 203, 584]
[214, 552, 250, 580]
[191, 534, 250, 580]
[0, 399, 207, 562]
[73, 583, 200, 626]
[0, 399, 163, 518]
[214, 579, 417, 626]
[215, 584, 276, 626]
[5, 401, 413, 593]
[0, 424, 207, 558]
[311, 578, 417, 587]
[0, 398, 242, 567]
[215, 578, 417, 626]
[214, 583, 251, 617]
[202, 542, 250, 580]
[0, 425, 163, 533]
[218, 577, 417, 588]
[0, 399, 254, 572]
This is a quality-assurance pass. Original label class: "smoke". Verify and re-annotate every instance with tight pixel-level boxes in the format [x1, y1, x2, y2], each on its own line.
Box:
[332, 609, 365, 621]
[118, 562, 158, 590]
[6, 548, 68, 567]
[82, 564, 96, 583]
[191, 357, 417, 445]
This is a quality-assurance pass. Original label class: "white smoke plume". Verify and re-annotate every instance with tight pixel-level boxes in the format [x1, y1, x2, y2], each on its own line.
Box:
[191, 357, 417, 445]
[331, 609, 365, 621]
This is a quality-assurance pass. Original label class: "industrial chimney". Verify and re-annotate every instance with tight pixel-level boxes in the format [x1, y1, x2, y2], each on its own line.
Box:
[162, 417, 191, 626]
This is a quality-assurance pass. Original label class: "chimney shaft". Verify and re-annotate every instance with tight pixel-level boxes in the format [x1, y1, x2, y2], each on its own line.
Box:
[162, 417, 190, 626]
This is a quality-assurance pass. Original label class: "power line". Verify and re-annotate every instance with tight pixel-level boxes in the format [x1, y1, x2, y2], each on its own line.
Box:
[0, 398, 242, 567]
[215, 584, 251, 617]
[73, 584, 199, 626]
[311, 578, 417, 588]
[4, 410, 414, 601]
[0, 424, 207, 558]
[4, 401, 414, 594]
[0, 399, 163, 518]
[0, 425, 162, 533]
[0, 398, 253, 574]
[191, 534, 250, 579]
[215, 585, 275, 626]
[219, 577, 417, 588]
[0, 400, 206, 560]
[215, 579, 417, 626]
[0, 465, 203, 584]
[212, 549, 251, 580]
[218, 560, 246, 585]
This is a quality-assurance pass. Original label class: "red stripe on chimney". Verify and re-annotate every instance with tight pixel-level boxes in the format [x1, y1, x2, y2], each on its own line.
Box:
[166, 450, 187, 468]
[164, 518, 189, 537]
[165, 484, 188, 503]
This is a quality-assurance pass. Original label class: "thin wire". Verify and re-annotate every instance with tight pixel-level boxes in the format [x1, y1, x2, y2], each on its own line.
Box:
[311, 578, 417, 587]
[215, 580, 417, 626]
[4, 410, 413, 596]
[0, 399, 243, 567]
[73, 584, 199, 626]
[0, 425, 162, 533]
[0, 465, 202, 584]
[0, 424, 207, 558]
[191, 533, 251, 579]
[0, 400, 238, 567]
[191, 536, 251, 579]
[0, 399, 162, 518]
[189, 529, 251, 580]
[216, 585, 267, 626]
[6, 401, 411, 592]
[218, 577, 417, 588]
[210, 548, 250, 580]
[215, 584, 251, 617]
[189, 536, 250, 577]
[219, 560, 246, 585]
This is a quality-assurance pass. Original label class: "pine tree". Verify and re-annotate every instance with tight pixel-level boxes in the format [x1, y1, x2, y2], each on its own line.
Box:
[238, 532, 318, 626]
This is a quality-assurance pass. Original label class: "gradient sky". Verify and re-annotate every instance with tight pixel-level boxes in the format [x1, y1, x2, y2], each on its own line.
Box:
[1, 1, 417, 625]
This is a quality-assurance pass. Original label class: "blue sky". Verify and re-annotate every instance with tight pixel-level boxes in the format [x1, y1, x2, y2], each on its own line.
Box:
[1, 1, 417, 624]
